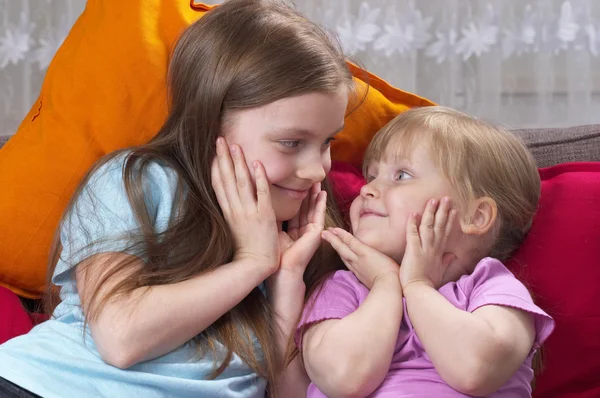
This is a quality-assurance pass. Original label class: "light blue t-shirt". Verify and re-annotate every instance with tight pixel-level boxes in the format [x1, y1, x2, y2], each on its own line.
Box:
[0, 155, 266, 398]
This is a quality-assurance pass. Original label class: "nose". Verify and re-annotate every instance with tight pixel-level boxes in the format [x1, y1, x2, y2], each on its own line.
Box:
[298, 162, 326, 183]
[360, 181, 380, 198]
[297, 152, 329, 183]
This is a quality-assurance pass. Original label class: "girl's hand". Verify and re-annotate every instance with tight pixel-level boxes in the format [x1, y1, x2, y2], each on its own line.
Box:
[400, 197, 457, 290]
[211, 138, 280, 277]
[322, 227, 400, 290]
[268, 184, 327, 397]
[277, 183, 327, 278]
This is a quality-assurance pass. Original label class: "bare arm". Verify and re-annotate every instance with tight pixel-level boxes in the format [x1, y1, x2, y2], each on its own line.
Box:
[269, 184, 330, 396]
[79, 139, 282, 369]
[267, 270, 310, 397]
[302, 275, 402, 398]
[77, 252, 272, 369]
[403, 283, 535, 396]
[400, 197, 535, 396]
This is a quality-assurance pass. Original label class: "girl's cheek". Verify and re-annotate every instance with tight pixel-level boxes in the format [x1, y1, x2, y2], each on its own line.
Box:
[322, 148, 332, 174]
[323, 158, 332, 175]
[259, 160, 283, 182]
[349, 198, 362, 233]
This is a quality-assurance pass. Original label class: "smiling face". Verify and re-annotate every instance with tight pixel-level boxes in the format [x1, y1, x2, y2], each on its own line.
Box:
[349, 140, 459, 263]
[224, 89, 348, 222]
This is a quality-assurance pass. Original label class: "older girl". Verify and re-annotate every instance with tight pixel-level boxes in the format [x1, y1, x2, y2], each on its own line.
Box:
[0, 1, 353, 397]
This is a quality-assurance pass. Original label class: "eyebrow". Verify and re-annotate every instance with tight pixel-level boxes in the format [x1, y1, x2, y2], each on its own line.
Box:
[373, 157, 414, 171]
[272, 124, 345, 138]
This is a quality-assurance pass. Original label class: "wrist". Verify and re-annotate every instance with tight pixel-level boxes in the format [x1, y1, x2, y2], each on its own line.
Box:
[267, 269, 306, 301]
[401, 279, 435, 298]
[270, 266, 306, 282]
[267, 271, 307, 334]
[373, 273, 403, 292]
[235, 254, 279, 280]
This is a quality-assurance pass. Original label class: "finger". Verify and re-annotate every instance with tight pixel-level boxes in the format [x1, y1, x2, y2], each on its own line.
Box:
[444, 209, 458, 242]
[288, 211, 300, 239]
[312, 191, 327, 228]
[216, 138, 242, 212]
[279, 231, 294, 251]
[307, 183, 321, 222]
[321, 230, 358, 262]
[211, 158, 230, 216]
[253, 161, 273, 215]
[299, 188, 310, 227]
[433, 197, 451, 246]
[419, 199, 438, 249]
[230, 144, 256, 207]
[406, 212, 422, 249]
[329, 228, 368, 256]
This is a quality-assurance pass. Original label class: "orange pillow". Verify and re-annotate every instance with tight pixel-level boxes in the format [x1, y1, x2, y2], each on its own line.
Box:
[0, 0, 433, 298]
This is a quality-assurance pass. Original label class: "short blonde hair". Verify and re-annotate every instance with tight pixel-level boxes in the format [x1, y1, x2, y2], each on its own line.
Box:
[363, 106, 540, 261]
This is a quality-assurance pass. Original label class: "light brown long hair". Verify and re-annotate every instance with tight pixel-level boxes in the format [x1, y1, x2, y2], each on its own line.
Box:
[45, 0, 352, 390]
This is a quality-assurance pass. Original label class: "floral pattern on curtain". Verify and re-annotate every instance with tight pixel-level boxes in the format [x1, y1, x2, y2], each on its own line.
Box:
[2, 0, 600, 137]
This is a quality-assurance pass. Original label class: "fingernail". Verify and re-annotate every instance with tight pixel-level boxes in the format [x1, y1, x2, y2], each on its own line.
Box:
[252, 161, 258, 168]
[443, 197, 450, 203]
[230, 145, 237, 154]
[216, 137, 222, 146]
[431, 199, 437, 205]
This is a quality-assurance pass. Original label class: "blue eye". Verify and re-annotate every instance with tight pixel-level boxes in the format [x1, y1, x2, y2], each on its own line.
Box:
[279, 140, 300, 148]
[396, 170, 413, 180]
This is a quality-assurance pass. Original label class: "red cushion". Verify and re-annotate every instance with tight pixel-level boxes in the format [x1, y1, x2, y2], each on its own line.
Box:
[506, 162, 600, 398]
[329, 160, 365, 220]
[0, 287, 34, 344]
[328, 161, 600, 398]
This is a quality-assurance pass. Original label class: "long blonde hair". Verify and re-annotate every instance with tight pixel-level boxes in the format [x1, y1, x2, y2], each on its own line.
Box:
[46, 0, 352, 390]
[364, 106, 540, 261]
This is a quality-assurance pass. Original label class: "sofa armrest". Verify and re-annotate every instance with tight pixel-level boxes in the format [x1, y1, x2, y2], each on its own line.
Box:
[512, 125, 600, 168]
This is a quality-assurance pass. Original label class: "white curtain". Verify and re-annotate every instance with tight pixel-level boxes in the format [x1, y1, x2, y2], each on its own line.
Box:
[2, 0, 600, 137]
[0, 0, 86, 137]
[301, 0, 600, 129]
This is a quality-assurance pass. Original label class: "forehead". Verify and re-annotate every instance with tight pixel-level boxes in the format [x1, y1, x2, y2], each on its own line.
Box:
[225, 90, 348, 140]
[368, 137, 432, 168]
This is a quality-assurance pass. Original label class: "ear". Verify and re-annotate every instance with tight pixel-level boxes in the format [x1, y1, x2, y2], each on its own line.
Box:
[460, 197, 498, 236]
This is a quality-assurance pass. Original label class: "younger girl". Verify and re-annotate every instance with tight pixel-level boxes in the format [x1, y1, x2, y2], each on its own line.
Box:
[298, 106, 555, 397]
[0, 0, 352, 397]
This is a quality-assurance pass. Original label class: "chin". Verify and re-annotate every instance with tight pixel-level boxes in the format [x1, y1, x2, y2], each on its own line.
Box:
[354, 230, 382, 248]
[355, 230, 402, 258]
[274, 204, 302, 223]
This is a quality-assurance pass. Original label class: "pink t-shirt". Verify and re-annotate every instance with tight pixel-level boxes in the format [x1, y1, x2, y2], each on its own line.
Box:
[296, 257, 555, 397]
